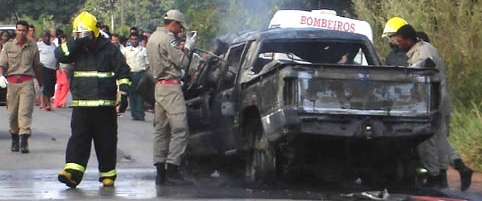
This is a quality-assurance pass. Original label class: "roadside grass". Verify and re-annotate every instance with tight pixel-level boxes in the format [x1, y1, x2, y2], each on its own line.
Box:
[450, 101, 482, 172]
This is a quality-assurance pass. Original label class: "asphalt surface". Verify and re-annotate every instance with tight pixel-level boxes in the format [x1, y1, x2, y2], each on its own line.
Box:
[0, 106, 481, 200]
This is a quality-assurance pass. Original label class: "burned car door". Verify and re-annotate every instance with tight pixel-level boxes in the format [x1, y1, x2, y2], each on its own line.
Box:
[211, 42, 248, 152]
[183, 51, 224, 135]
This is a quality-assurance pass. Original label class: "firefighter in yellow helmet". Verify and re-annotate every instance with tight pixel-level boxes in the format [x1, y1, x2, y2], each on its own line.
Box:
[382, 17, 408, 66]
[55, 11, 131, 188]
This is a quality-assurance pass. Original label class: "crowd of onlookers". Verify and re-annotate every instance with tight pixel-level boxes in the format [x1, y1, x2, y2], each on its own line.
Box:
[99, 25, 153, 118]
[0, 23, 153, 117]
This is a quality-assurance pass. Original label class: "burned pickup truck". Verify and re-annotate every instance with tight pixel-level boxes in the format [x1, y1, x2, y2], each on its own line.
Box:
[183, 28, 441, 187]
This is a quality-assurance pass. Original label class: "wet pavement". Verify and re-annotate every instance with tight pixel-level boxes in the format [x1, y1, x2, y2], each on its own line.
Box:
[0, 167, 481, 200]
[0, 107, 481, 200]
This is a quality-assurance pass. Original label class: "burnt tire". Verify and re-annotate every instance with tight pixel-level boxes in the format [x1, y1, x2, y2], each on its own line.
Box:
[244, 118, 276, 184]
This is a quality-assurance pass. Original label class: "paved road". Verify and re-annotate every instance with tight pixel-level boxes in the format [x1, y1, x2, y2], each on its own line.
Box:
[0, 106, 480, 200]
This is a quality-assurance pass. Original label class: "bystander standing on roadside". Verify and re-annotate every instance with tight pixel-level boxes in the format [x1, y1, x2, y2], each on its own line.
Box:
[119, 35, 128, 49]
[111, 33, 129, 116]
[27, 24, 37, 42]
[111, 33, 124, 50]
[0, 30, 12, 51]
[28, 25, 42, 106]
[53, 33, 72, 108]
[37, 30, 58, 111]
[141, 34, 148, 48]
[0, 20, 43, 154]
[121, 32, 149, 121]
[146, 9, 194, 185]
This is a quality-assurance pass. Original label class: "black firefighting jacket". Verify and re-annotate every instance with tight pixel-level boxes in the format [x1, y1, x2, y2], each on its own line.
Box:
[55, 37, 130, 107]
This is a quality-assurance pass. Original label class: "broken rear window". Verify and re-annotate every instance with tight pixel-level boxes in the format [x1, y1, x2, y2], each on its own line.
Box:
[251, 40, 370, 73]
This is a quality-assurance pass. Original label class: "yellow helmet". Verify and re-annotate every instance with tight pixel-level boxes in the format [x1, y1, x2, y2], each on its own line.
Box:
[72, 11, 100, 37]
[382, 17, 408, 37]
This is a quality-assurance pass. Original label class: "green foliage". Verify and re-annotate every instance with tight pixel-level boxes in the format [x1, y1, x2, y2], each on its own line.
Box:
[353, 0, 482, 171]
[0, 0, 86, 25]
[353, 0, 482, 105]
[114, 25, 131, 37]
[450, 101, 482, 170]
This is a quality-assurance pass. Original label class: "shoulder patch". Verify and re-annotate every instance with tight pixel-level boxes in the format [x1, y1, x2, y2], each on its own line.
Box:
[170, 39, 177, 47]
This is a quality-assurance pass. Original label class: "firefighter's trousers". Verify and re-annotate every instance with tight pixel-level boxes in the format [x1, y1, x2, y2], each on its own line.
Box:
[65, 107, 118, 178]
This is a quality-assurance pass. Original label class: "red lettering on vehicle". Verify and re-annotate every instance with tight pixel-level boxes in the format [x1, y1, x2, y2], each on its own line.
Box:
[336, 21, 343, 31]
[299, 16, 358, 33]
[314, 18, 321, 27]
[343, 23, 350, 32]
[327, 20, 333, 29]
[300, 16, 307, 24]
[321, 19, 328, 28]
[306, 17, 313, 25]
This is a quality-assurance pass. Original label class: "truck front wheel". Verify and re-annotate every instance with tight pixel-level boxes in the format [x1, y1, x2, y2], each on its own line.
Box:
[244, 118, 277, 184]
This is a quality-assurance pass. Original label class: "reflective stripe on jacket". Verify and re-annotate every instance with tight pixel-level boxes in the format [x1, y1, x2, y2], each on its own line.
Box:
[55, 37, 131, 106]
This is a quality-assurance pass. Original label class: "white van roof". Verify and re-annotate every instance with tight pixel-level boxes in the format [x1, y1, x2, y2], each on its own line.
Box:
[268, 10, 373, 42]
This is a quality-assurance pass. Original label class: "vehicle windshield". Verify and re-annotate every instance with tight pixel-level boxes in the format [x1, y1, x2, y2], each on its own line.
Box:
[252, 40, 370, 73]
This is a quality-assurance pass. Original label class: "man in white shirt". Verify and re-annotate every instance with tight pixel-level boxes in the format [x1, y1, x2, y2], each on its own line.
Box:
[121, 32, 150, 120]
[37, 30, 58, 111]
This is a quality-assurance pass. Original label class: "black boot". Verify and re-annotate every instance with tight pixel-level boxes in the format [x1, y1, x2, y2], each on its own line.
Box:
[155, 163, 166, 185]
[439, 169, 448, 188]
[11, 133, 19, 152]
[425, 174, 441, 189]
[20, 135, 29, 154]
[166, 163, 186, 183]
[453, 159, 473, 191]
[58, 169, 84, 188]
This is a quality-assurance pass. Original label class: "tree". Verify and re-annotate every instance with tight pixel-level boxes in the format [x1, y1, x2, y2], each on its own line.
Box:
[352, 0, 482, 104]
[0, 0, 86, 25]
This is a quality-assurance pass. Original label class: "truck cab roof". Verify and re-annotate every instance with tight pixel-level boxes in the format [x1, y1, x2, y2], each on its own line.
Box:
[232, 27, 373, 44]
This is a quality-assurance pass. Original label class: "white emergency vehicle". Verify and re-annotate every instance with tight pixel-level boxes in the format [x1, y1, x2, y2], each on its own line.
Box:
[268, 10, 373, 42]
[268, 10, 373, 65]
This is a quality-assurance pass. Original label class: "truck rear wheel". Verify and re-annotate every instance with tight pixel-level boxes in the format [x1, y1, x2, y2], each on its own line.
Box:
[244, 118, 276, 184]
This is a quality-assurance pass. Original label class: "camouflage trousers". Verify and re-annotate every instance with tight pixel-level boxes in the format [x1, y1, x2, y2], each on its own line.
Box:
[152, 83, 188, 166]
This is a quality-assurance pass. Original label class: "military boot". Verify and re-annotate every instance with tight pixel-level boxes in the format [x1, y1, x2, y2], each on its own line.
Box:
[439, 169, 448, 188]
[453, 159, 473, 191]
[10, 133, 19, 152]
[155, 163, 166, 185]
[425, 174, 441, 189]
[166, 163, 187, 183]
[20, 135, 29, 154]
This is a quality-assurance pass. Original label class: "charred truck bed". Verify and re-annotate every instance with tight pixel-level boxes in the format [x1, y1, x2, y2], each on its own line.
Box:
[182, 28, 442, 188]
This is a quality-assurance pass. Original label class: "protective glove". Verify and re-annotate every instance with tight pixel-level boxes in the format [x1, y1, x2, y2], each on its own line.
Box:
[184, 31, 197, 51]
[59, 39, 80, 56]
[119, 84, 129, 95]
[0, 76, 8, 88]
